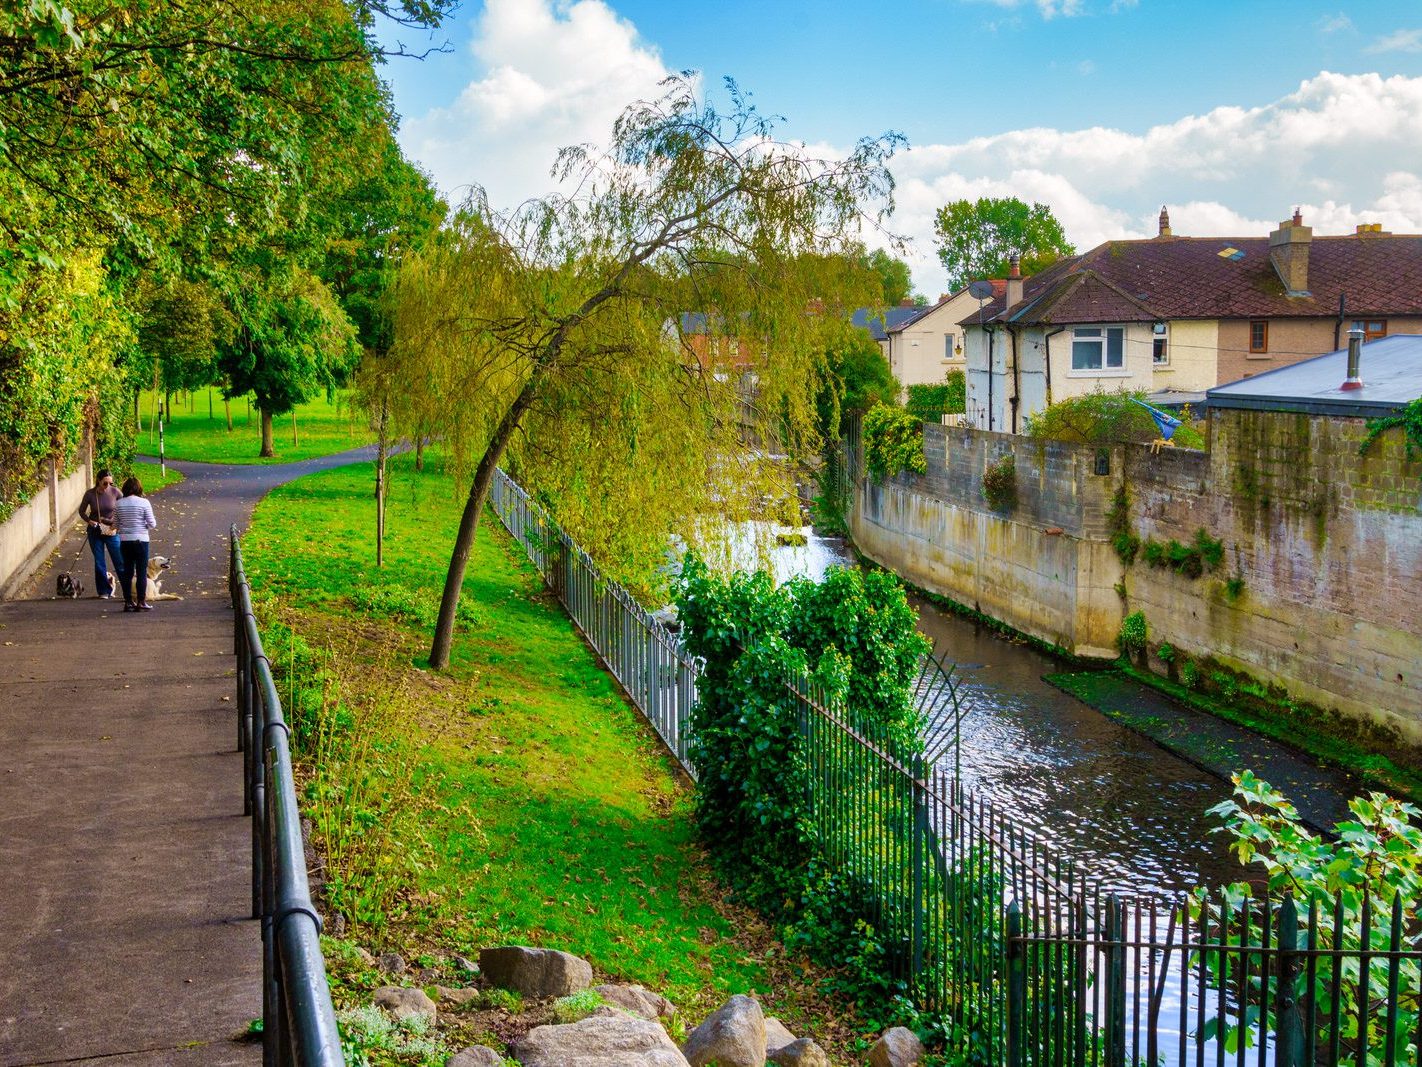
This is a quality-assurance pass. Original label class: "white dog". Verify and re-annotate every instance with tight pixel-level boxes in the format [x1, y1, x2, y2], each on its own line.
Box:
[144, 556, 184, 601]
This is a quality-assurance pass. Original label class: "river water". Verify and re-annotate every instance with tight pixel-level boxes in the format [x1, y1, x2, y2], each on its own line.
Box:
[741, 522, 1252, 896]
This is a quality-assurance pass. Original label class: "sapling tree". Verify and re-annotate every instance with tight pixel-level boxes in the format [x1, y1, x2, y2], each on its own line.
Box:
[384, 75, 901, 669]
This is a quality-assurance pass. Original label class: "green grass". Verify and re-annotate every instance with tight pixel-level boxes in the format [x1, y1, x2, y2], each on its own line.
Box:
[242, 453, 855, 1050]
[127, 461, 184, 492]
[135, 387, 373, 464]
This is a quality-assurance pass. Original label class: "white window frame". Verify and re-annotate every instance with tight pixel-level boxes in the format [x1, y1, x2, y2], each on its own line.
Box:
[944, 332, 956, 361]
[1152, 322, 1169, 366]
[1070, 326, 1126, 374]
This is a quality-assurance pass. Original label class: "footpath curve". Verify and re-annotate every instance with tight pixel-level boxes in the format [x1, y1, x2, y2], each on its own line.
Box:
[0, 446, 379, 1066]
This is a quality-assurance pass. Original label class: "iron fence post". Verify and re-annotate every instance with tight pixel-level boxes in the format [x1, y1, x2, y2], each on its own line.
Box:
[1274, 895, 1304, 1067]
[1104, 894, 1127, 1067]
[1008, 899, 1026, 1067]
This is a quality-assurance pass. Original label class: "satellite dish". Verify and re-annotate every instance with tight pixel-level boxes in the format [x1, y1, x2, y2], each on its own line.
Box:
[967, 280, 995, 300]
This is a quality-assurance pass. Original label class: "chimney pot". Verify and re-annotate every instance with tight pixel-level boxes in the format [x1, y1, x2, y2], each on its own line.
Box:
[1341, 326, 1364, 390]
[1008, 255, 1021, 279]
[1292, 207, 1303, 226]
[899, 297, 915, 307]
[1158, 205, 1172, 237]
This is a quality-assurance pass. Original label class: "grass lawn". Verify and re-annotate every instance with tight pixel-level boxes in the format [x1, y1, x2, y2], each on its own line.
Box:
[242, 453, 865, 1057]
[135, 387, 373, 464]
[128, 460, 184, 492]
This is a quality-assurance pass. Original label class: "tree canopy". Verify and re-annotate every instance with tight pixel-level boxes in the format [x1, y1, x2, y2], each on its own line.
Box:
[382, 75, 901, 668]
[933, 197, 1075, 290]
[864, 247, 914, 305]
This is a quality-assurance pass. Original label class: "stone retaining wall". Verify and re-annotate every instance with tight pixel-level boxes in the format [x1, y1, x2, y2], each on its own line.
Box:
[0, 453, 93, 598]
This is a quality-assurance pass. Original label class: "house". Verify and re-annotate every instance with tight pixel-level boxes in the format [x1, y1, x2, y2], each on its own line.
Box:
[880, 286, 996, 393]
[961, 209, 1422, 432]
[1206, 331, 1422, 417]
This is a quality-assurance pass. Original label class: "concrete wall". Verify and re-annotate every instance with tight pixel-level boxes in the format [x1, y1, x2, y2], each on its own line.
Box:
[0, 455, 93, 598]
[851, 425, 1123, 657]
[851, 410, 1422, 743]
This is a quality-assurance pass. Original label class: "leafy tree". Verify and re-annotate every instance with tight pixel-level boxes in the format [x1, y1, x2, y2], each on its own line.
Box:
[220, 269, 361, 456]
[866, 247, 914, 305]
[862, 402, 927, 479]
[817, 328, 900, 444]
[932, 197, 1074, 291]
[384, 76, 900, 668]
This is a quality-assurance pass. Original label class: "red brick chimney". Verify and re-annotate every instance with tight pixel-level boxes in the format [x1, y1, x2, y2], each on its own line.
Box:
[1158, 205, 1171, 237]
[1269, 209, 1312, 296]
[1005, 256, 1023, 308]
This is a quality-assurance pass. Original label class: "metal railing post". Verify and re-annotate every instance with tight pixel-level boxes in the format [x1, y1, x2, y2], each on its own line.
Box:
[1007, 899, 1025, 1067]
[1274, 894, 1304, 1067]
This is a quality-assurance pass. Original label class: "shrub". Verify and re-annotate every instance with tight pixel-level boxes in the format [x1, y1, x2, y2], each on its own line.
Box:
[1156, 642, 1176, 663]
[904, 371, 965, 420]
[1117, 610, 1148, 655]
[1107, 484, 1139, 565]
[981, 454, 1017, 511]
[863, 402, 927, 479]
[1139, 528, 1224, 579]
[1025, 388, 1205, 450]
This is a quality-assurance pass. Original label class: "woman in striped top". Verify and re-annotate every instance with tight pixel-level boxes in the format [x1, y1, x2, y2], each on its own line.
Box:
[114, 477, 158, 612]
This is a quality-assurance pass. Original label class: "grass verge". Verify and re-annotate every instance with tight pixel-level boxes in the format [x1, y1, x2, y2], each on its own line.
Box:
[135, 387, 373, 464]
[242, 452, 867, 1059]
[128, 461, 184, 492]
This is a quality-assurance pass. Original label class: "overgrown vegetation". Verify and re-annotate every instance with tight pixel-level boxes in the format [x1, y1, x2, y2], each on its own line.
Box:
[1025, 390, 1205, 450]
[1200, 772, 1421, 1060]
[863, 402, 928, 479]
[1359, 395, 1422, 465]
[1117, 610, 1148, 656]
[905, 372, 966, 421]
[1139, 528, 1225, 578]
[676, 559, 935, 1028]
[243, 454, 870, 1056]
[1106, 483, 1140, 564]
[981, 454, 1017, 511]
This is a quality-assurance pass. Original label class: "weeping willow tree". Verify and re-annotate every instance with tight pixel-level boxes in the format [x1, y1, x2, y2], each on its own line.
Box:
[383, 75, 901, 669]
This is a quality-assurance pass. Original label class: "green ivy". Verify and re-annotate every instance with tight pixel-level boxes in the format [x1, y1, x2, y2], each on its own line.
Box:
[1107, 483, 1139, 565]
[981, 453, 1017, 511]
[1140, 528, 1224, 579]
[862, 402, 927, 479]
[1358, 394, 1422, 464]
[904, 371, 965, 420]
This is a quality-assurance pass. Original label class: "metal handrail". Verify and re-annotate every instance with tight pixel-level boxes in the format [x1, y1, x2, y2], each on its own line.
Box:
[230, 525, 344, 1066]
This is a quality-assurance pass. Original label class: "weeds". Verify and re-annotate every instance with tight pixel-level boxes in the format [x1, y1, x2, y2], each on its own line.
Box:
[552, 989, 605, 1023]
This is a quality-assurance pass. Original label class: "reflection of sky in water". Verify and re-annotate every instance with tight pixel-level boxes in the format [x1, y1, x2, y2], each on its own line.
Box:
[706, 523, 1245, 896]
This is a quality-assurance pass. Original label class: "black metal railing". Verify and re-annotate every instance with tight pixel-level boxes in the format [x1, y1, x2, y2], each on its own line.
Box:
[487, 470, 1421, 1067]
[231, 525, 344, 1066]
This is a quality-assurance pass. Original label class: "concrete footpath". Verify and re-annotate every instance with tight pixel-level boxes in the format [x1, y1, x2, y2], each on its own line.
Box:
[0, 446, 379, 1066]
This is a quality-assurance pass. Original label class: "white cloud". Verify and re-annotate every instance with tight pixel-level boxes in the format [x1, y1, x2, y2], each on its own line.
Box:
[399, 0, 675, 208]
[891, 72, 1422, 294]
[1367, 28, 1422, 53]
[1316, 13, 1354, 34]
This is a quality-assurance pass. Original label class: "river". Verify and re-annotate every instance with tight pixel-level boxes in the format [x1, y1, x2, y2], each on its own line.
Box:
[740, 521, 1270, 896]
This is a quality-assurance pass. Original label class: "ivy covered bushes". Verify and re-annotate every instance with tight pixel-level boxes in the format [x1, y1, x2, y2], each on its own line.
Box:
[675, 556, 929, 1010]
[0, 253, 135, 521]
[862, 402, 927, 479]
[904, 370, 965, 421]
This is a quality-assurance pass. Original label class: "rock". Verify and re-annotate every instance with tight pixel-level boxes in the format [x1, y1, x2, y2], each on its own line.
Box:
[354, 945, 376, 966]
[682, 994, 765, 1067]
[867, 1027, 924, 1067]
[513, 1011, 689, 1066]
[448, 1047, 505, 1067]
[416, 966, 442, 985]
[376, 952, 407, 976]
[764, 1017, 797, 1054]
[479, 945, 594, 998]
[435, 985, 483, 1009]
[453, 955, 480, 975]
[594, 984, 676, 1021]
[769, 1038, 829, 1067]
[373, 985, 437, 1024]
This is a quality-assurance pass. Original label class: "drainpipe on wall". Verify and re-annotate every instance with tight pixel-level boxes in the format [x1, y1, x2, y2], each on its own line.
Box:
[1334, 293, 1346, 351]
[1043, 326, 1065, 408]
[986, 327, 996, 432]
[1009, 326, 1021, 434]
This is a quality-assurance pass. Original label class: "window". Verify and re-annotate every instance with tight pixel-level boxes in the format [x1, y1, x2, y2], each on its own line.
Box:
[1152, 322, 1169, 366]
[1249, 320, 1268, 353]
[944, 332, 957, 360]
[1071, 326, 1125, 371]
[1351, 319, 1387, 341]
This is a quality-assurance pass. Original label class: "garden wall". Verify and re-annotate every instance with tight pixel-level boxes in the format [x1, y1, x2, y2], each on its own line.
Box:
[850, 412, 1422, 744]
[0, 454, 93, 598]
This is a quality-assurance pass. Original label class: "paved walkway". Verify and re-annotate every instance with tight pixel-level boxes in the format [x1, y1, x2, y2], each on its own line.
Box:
[0, 447, 379, 1066]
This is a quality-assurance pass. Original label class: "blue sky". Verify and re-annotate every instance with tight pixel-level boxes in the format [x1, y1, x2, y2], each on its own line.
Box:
[376, 1, 1422, 294]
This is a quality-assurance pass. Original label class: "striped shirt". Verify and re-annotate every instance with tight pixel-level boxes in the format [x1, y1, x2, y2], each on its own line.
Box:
[114, 495, 157, 542]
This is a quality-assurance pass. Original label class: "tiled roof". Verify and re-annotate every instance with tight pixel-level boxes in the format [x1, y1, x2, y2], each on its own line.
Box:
[851, 305, 924, 340]
[963, 232, 1422, 327]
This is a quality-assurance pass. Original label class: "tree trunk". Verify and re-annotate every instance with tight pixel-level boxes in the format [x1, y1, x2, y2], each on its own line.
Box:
[291, 410, 299, 446]
[260, 409, 275, 457]
[415, 433, 425, 472]
[208, 388, 213, 421]
[224, 396, 233, 431]
[429, 379, 542, 669]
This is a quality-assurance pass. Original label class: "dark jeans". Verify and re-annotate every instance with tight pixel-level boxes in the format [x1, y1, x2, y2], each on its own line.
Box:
[120, 540, 150, 606]
[87, 527, 122, 595]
